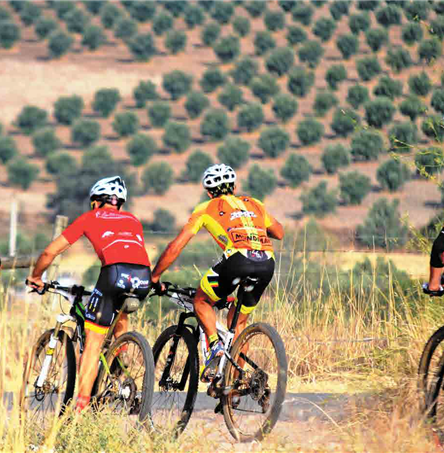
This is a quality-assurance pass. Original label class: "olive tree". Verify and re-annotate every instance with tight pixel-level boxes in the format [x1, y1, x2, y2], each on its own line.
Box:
[296, 118, 324, 146]
[7, 157, 39, 190]
[313, 91, 338, 117]
[325, 65, 347, 91]
[298, 40, 324, 68]
[54, 95, 84, 125]
[287, 67, 314, 98]
[364, 97, 395, 128]
[257, 127, 290, 158]
[336, 34, 359, 60]
[201, 109, 230, 142]
[339, 171, 371, 205]
[301, 181, 337, 218]
[142, 162, 173, 195]
[162, 70, 193, 100]
[184, 151, 213, 183]
[162, 122, 190, 153]
[237, 103, 264, 132]
[365, 28, 389, 52]
[385, 48, 412, 73]
[185, 91, 210, 119]
[399, 96, 426, 121]
[250, 74, 280, 104]
[376, 160, 410, 192]
[272, 94, 298, 123]
[126, 133, 157, 166]
[92, 88, 121, 117]
[280, 154, 312, 187]
[331, 108, 360, 138]
[265, 47, 294, 77]
[346, 85, 369, 109]
[408, 72, 431, 96]
[321, 144, 350, 174]
[351, 129, 385, 161]
[218, 84, 244, 111]
[217, 137, 250, 169]
[213, 35, 240, 63]
[389, 122, 418, 152]
[373, 76, 403, 100]
[243, 165, 277, 200]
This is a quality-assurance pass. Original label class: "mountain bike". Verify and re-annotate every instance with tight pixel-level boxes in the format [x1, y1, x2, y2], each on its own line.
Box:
[20, 280, 154, 427]
[151, 277, 288, 442]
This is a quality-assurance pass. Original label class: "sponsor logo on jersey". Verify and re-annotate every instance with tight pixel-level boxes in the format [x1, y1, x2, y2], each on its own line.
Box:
[230, 210, 257, 221]
[218, 234, 228, 244]
[102, 231, 114, 238]
[85, 312, 95, 320]
[231, 232, 271, 245]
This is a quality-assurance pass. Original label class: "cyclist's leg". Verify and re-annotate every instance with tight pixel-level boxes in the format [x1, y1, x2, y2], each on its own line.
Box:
[113, 313, 128, 339]
[194, 286, 218, 341]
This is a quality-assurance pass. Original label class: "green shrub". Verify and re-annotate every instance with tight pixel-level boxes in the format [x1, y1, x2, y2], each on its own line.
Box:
[46, 152, 77, 175]
[217, 137, 250, 169]
[431, 89, 444, 115]
[243, 1, 266, 18]
[329, 1, 349, 20]
[421, 115, 444, 142]
[272, 93, 298, 123]
[152, 12, 173, 36]
[16, 106, 48, 135]
[218, 84, 244, 111]
[0, 6, 11, 22]
[185, 91, 210, 119]
[280, 154, 312, 188]
[35, 17, 58, 40]
[399, 96, 426, 121]
[210, 2, 234, 24]
[244, 165, 277, 200]
[373, 76, 403, 100]
[250, 74, 280, 104]
[405, 1, 430, 20]
[389, 122, 418, 152]
[165, 30, 187, 55]
[149, 208, 176, 233]
[201, 22, 221, 47]
[385, 48, 412, 73]
[365, 97, 396, 128]
[418, 38, 442, 63]
[322, 144, 350, 175]
[237, 103, 264, 132]
[162, 122, 190, 153]
[265, 47, 294, 77]
[7, 157, 39, 190]
[82, 25, 106, 51]
[287, 66, 314, 98]
[339, 171, 371, 205]
[65, 8, 90, 34]
[71, 119, 101, 148]
[163, 70, 192, 100]
[101, 3, 123, 29]
[336, 34, 359, 60]
[264, 9, 285, 32]
[200, 68, 227, 93]
[83, 1, 104, 16]
[292, 3, 314, 26]
[93, 88, 121, 118]
[375, 5, 402, 27]
[148, 101, 171, 128]
[142, 162, 174, 195]
[54, 95, 84, 125]
[257, 127, 290, 158]
[126, 134, 157, 167]
[331, 108, 360, 137]
[48, 30, 73, 58]
[356, 198, 408, 250]
[365, 28, 389, 52]
[20, 2, 42, 26]
[232, 16, 250, 37]
[357, 56, 381, 81]
[0, 136, 18, 163]
[277, 0, 295, 11]
[376, 160, 410, 192]
[231, 57, 258, 85]
[128, 2, 156, 22]
[346, 84, 369, 109]
[313, 17, 336, 42]
[402, 22, 423, 46]
[114, 17, 138, 41]
[357, 1, 380, 10]
[184, 5, 205, 29]
[213, 35, 240, 63]
[112, 112, 139, 137]
[351, 129, 384, 161]
[296, 118, 324, 146]
[133, 80, 158, 108]
[430, 16, 444, 40]
[349, 12, 371, 35]
[286, 25, 307, 46]
[301, 181, 337, 218]
[53, 2, 76, 19]
[32, 128, 62, 157]
[313, 91, 338, 117]
[127, 32, 156, 62]
[325, 65, 347, 90]
[184, 150, 213, 183]
[298, 40, 324, 69]
[254, 30, 276, 56]
[408, 72, 431, 96]
[415, 147, 444, 177]
[201, 109, 230, 142]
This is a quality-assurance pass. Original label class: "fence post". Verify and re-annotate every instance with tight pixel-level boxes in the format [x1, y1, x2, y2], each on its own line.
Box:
[43, 215, 68, 306]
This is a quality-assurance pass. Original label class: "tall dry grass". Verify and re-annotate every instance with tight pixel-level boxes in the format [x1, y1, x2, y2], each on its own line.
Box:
[0, 256, 443, 451]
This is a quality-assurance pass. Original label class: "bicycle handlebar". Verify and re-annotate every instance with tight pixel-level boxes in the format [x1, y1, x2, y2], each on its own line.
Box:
[25, 279, 92, 297]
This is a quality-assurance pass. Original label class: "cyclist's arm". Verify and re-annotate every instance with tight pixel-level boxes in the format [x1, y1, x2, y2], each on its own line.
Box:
[267, 219, 284, 240]
[151, 227, 195, 283]
[27, 235, 71, 289]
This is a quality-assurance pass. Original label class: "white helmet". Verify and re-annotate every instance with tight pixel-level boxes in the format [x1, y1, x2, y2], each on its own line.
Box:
[202, 164, 236, 189]
[90, 176, 127, 202]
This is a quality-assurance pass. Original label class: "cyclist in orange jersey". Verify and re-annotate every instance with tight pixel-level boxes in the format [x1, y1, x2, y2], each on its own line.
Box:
[151, 164, 284, 379]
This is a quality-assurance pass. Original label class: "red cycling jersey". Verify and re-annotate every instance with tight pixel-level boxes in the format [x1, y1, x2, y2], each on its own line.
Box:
[62, 208, 150, 267]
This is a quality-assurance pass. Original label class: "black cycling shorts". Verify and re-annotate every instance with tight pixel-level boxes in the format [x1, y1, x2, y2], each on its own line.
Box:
[84, 263, 151, 333]
[200, 250, 275, 314]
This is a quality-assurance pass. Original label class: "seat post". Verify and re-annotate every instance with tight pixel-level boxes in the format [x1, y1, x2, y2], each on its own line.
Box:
[229, 287, 244, 334]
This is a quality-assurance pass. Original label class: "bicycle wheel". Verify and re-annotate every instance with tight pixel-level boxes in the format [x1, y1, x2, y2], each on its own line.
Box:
[418, 326, 444, 410]
[222, 322, 287, 442]
[20, 329, 76, 425]
[424, 352, 444, 431]
[94, 331, 154, 425]
[151, 325, 199, 436]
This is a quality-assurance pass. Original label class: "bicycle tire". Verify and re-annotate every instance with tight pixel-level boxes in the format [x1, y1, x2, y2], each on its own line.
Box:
[222, 322, 287, 442]
[151, 325, 199, 436]
[20, 329, 76, 423]
[418, 325, 444, 410]
[94, 331, 154, 425]
[425, 351, 444, 427]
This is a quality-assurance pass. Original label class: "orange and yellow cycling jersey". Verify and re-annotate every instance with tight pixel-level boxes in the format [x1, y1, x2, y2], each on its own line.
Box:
[184, 194, 276, 252]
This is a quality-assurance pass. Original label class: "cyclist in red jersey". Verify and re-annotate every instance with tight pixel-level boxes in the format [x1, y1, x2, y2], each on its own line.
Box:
[151, 164, 284, 380]
[27, 176, 151, 412]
